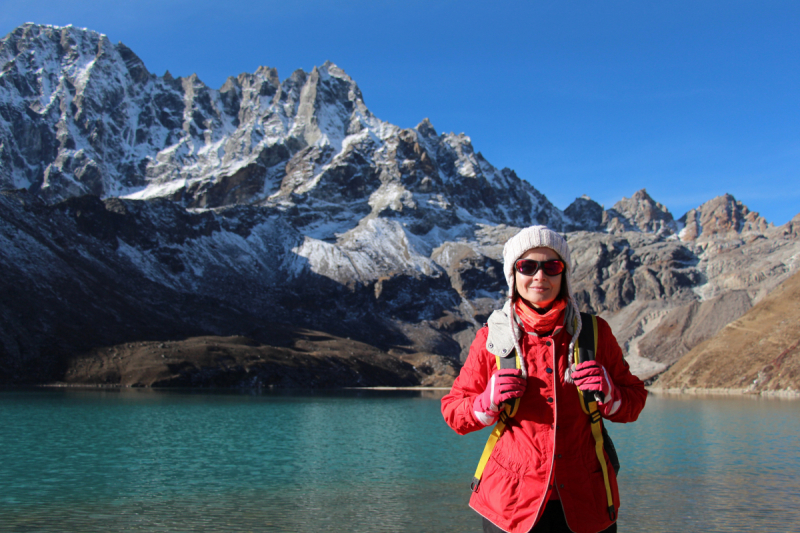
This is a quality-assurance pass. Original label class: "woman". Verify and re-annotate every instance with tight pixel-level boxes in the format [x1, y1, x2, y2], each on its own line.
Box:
[441, 226, 647, 533]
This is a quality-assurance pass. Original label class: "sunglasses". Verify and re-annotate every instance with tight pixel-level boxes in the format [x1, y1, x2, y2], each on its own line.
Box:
[514, 259, 565, 277]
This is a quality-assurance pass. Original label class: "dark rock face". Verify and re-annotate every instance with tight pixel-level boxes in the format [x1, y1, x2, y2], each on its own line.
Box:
[0, 188, 471, 383]
[0, 191, 277, 382]
[565, 195, 604, 231]
[1, 23, 799, 388]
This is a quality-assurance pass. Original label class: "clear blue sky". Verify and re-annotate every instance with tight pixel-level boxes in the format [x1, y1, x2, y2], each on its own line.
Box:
[3, 0, 799, 224]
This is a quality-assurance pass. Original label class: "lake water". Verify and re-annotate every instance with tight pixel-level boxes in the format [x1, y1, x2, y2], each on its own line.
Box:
[1, 389, 798, 533]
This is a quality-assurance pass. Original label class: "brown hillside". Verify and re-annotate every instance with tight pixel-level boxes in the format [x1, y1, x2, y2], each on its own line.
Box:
[54, 331, 458, 389]
[653, 269, 800, 394]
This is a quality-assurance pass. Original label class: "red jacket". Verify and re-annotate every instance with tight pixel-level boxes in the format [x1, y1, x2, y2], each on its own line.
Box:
[441, 312, 647, 533]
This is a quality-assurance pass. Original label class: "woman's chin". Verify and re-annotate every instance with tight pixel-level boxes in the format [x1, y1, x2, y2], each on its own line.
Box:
[521, 297, 556, 312]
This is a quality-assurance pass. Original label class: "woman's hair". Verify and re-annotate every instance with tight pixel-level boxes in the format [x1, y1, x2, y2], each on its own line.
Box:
[558, 264, 570, 301]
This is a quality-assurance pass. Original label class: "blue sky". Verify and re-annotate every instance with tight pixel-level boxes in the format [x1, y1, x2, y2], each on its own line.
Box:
[3, 0, 799, 224]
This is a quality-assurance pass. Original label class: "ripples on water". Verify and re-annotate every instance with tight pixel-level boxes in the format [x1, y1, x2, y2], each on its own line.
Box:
[614, 394, 800, 532]
[1, 389, 798, 532]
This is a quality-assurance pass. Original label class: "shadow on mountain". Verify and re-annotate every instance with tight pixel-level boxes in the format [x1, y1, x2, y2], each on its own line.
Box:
[0, 191, 456, 386]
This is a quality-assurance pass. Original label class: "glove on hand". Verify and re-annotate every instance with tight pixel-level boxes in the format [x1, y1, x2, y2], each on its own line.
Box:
[571, 361, 619, 415]
[473, 368, 526, 426]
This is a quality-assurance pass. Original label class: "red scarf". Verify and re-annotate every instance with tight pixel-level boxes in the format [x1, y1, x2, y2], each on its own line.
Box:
[514, 298, 567, 335]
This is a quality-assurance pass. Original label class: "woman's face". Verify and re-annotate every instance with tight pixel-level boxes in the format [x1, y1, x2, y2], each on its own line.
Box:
[514, 247, 563, 311]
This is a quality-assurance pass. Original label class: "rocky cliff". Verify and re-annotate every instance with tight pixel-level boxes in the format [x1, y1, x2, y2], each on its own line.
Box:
[2, 23, 799, 390]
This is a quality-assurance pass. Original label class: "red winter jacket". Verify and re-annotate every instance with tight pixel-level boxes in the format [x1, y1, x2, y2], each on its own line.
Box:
[441, 308, 647, 533]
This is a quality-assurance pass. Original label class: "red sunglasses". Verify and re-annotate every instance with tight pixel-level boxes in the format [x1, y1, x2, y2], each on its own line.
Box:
[515, 259, 565, 277]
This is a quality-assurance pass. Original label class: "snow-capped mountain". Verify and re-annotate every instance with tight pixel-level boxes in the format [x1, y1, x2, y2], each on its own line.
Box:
[1, 23, 798, 391]
[0, 24, 565, 237]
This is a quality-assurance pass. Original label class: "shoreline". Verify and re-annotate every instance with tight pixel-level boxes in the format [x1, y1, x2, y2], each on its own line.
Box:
[647, 386, 800, 399]
[7, 383, 800, 399]
[7, 381, 451, 392]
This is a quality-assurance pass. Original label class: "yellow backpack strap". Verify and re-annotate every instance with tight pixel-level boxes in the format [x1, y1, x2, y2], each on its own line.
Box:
[471, 352, 520, 492]
[574, 313, 617, 521]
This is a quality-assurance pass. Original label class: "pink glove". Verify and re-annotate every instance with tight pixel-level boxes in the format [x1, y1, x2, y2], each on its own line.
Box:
[473, 369, 526, 426]
[571, 361, 620, 415]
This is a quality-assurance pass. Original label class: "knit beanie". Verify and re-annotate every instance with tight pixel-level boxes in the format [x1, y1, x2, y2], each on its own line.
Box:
[502, 225, 581, 381]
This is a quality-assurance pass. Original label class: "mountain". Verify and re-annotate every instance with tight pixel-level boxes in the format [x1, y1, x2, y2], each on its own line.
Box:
[650, 266, 800, 394]
[679, 193, 770, 241]
[1, 23, 799, 391]
[0, 23, 566, 233]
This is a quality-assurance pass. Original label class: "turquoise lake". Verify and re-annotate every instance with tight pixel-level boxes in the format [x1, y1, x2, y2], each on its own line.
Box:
[1, 389, 798, 532]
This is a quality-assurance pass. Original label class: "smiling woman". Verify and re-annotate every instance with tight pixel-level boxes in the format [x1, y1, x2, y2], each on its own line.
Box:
[513, 249, 565, 311]
[442, 225, 647, 533]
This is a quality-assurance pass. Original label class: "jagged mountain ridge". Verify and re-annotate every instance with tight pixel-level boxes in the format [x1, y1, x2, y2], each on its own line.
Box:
[0, 23, 567, 242]
[1, 23, 799, 390]
[0, 24, 775, 244]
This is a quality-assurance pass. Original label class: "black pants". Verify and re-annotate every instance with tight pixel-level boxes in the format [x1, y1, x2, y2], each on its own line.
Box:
[482, 500, 617, 533]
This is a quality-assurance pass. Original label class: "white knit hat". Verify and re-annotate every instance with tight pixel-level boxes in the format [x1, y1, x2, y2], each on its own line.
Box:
[503, 225, 572, 299]
[502, 225, 581, 381]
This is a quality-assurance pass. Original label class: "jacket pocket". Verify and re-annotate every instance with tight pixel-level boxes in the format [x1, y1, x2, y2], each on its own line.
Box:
[475, 453, 522, 514]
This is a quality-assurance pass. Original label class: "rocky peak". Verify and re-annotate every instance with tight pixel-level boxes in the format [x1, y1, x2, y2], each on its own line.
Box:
[0, 24, 160, 200]
[290, 61, 372, 151]
[415, 118, 438, 138]
[606, 189, 677, 235]
[565, 195, 604, 231]
[679, 193, 771, 241]
[5, 22, 770, 250]
[116, 42, 151, 84]
[0, 23, 567, 238]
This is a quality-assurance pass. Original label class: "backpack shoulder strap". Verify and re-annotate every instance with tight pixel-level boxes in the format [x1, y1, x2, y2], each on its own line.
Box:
[470, 351, 520, 492]
[496, 352, 521, 417]
[573, 312, 618, 521]
[576, 312, 598, 364]
[575, 312, 600, 406]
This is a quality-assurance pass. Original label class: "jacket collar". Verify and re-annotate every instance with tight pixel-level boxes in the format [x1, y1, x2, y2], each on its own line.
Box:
[486, 299, 576, 359]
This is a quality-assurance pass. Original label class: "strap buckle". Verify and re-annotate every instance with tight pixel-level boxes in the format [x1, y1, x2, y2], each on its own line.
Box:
[470, 477, 481, 492]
